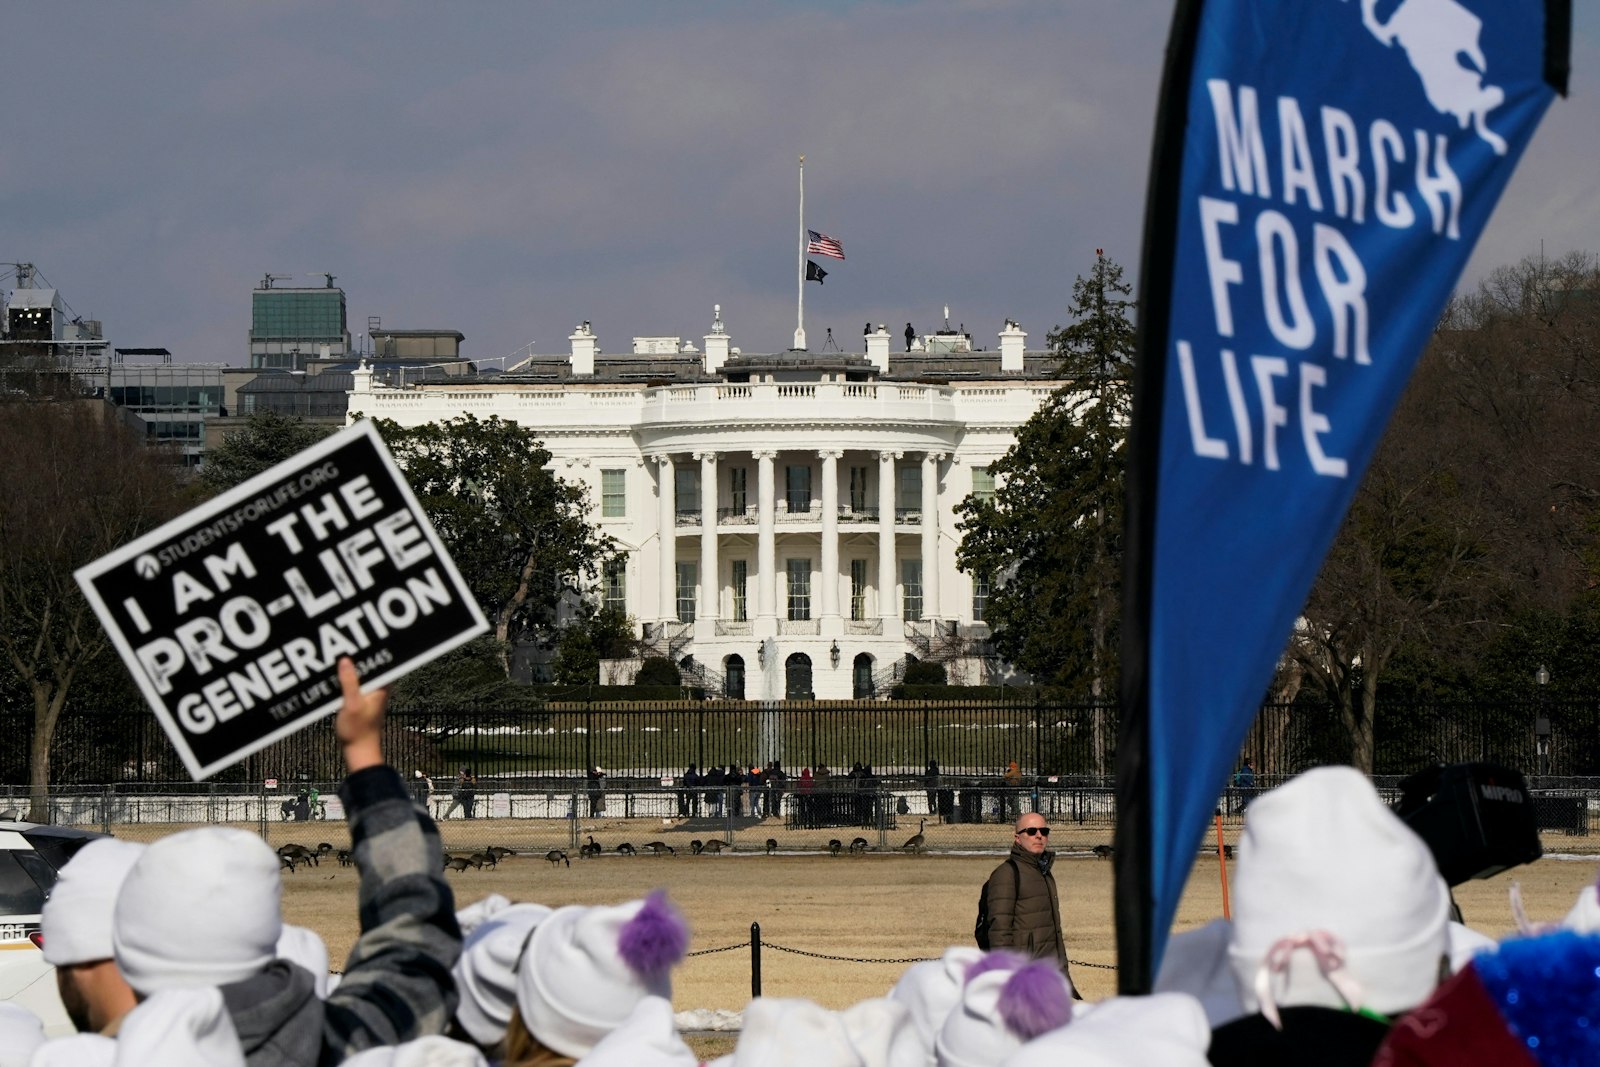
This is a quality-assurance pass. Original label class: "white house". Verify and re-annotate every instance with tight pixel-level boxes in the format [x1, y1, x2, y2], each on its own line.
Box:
[349, 310, 1064, 700]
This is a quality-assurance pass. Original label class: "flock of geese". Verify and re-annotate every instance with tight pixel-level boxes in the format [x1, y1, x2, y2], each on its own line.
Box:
[433, 818, 943, 870]
[524, 819, 934, 867]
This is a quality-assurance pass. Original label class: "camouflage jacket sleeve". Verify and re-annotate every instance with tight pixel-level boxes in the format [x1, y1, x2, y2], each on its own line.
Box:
[321, 764, 461, 1060]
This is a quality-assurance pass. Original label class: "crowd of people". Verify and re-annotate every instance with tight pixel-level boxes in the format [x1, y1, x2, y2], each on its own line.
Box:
[4, 659, 1599, 1065]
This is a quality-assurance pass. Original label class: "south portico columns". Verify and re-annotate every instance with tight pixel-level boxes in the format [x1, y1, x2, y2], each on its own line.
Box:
[922, 451, 945, 620]
[878, 450, 901, 622]
[696, 452, 719, 637]
[819, 449, 843, 637]
[655, 454, 676, 622]
[755, 450, 778, 638]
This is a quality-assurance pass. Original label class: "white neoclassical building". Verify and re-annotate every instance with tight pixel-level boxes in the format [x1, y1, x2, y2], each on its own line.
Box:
[349, 311, 1065, 700]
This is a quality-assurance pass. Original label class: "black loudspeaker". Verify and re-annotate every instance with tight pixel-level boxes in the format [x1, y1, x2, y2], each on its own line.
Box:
[1394, 762, 1543, 887]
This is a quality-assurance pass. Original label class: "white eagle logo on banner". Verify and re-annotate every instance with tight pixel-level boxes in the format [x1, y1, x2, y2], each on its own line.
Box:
[1356, 0, 1509, 154]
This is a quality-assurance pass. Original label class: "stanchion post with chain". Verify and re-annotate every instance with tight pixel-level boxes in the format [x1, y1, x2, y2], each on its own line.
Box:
[750, 922, 762, 998]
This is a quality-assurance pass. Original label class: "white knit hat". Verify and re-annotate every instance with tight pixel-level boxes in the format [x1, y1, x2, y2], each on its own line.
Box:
[887, 946, 984, 1060]
[455, 893, 514, 937]
[113, 987, 244, 1067]
[452, 902, 551, 1047]
[935, 959, 1077, 1067]
[0, 1003, 44, 1067]
[342, 1036, 489, 1066]
[840, 997, 926, 1067]
[1564, 884, 1600, 933]
[1227, 766, 1450, 1018]
[27, 1034, 114, 1067]
[575, 995, 697, 1067]
[112, 828, 282, 994]
[40, 839, 146, 966]
[723, 998, 864, 1067]
[1153, 919, 1245, 1028]
[1000, 992, 1210, 1067]
[515, 891, 690, 1059]
[276, 924, 332, 999]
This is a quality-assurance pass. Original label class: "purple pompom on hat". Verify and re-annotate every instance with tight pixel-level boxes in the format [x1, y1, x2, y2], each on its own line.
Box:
[936, 961, 1077, 1067]
[515, 891, 690, 1059]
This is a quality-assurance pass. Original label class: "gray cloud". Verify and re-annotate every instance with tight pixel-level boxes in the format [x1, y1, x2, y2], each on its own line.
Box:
[3, 2, 1594, 365]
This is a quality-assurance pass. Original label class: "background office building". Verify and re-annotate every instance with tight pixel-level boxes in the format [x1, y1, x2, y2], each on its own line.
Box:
[248, 273, 350, 370]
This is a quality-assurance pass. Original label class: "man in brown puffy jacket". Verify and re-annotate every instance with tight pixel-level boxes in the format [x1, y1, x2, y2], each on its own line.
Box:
[982, 812, 1078, 995]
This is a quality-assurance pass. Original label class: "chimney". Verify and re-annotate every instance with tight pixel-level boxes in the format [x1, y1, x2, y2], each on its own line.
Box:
[865, 324, 891, 374]
[999, 320, 1027, 372]
[704, 303, 731, 374]
[351, 358, 374, 395]
[569, 321, 597, 376]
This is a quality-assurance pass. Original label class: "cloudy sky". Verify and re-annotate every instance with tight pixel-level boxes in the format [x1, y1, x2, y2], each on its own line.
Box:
[6, 2, 1597, 366]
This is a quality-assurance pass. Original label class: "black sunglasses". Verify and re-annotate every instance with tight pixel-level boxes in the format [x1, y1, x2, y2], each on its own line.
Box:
[1017, 826, 1050, 837]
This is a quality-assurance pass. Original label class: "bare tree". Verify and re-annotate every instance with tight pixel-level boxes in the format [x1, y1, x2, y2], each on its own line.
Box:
[0, 402, 189, 818]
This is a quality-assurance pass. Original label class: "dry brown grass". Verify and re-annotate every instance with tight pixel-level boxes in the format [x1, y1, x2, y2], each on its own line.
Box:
[270, 822, 1600, 1011]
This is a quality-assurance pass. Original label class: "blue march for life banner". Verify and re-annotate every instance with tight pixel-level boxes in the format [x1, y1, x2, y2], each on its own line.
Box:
[1115, 0, 1570, 991]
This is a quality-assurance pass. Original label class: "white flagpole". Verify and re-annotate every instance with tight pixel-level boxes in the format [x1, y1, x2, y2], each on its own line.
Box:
[793, 154, 807, 351]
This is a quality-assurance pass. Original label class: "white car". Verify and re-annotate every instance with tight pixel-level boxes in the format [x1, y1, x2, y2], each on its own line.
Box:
[0, 820, 109, 1036]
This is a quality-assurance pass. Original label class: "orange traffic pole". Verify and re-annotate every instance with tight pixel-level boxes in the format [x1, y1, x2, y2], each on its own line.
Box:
[1215, 812, 1231, 920]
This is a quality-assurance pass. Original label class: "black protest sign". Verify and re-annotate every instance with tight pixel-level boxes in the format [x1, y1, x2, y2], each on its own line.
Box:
[75, 420, 488, 779]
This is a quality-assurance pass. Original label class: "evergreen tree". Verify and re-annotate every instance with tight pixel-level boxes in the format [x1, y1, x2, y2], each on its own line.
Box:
[199, 411, 332, 493]
[956, 251, 1135, 696]
[373, 414, 613, 666]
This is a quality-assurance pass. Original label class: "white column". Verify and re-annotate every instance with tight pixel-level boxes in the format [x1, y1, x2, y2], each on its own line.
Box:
[656, 455, 676, 622]
[756, 450, 778, 634]
[922, 451, 942, 620]
[819, 450, 842, 635]
[698, 452, 719, 621]
[878, 451, 899, 621]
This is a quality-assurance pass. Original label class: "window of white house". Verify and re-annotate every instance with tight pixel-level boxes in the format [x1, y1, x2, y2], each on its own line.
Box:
[601, 469, 627, 517]
[675, 466, 699, 516]
[972, 571, 991, 622]
[849, 466, 869, 512]
[731, 560, 748, 621]
[850, 559, 868, 620]
[729, 467, 748, 515]
[675, 562, 697, 622]
[602, 558, 626, 612]
[901, 559, 923, 620]
[899, 465, 922, 512]
[971, 466, 996, 505]
[786, 559, 812, 620]
[785, 465, 812, 514]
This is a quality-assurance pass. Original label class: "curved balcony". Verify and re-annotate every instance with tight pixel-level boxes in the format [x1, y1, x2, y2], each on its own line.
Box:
[638, 380, 958, 436]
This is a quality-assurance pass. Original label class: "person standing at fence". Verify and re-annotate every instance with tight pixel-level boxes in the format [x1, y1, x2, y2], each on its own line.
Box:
[1003, 760, 1024, 820]
[980, 812, 1077, 996]
[586, 766, 606, 818]
[411, 770, 433, 812]
[441, 767, 470, 820]
[462, 770, 479, 820]
[1231, 758, 1256, 814]
[678, 764, 699, 817]
[705, 764, 725, 817]
[796, 766, 815, 827]
[746, 762, 764, 817]
[925, 759, 941, 820]
[727, 764, 744, 818]
[766, 761, 786, 821]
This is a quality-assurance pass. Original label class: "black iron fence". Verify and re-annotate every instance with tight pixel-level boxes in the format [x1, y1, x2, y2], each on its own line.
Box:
[4, 778, 1595, 859]
[5, 696, 1599, 790]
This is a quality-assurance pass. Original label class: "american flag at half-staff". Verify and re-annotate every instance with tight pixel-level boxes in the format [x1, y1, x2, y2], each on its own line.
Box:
[806, 230, 845, 260]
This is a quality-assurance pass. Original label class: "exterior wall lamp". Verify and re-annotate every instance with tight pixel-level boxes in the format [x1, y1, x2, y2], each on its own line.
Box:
[830, 640, 841, 668]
